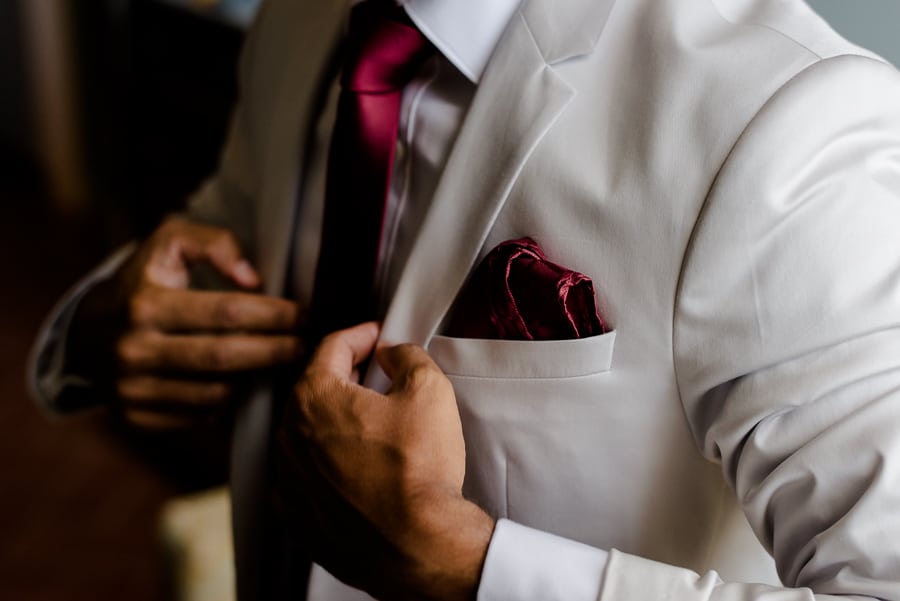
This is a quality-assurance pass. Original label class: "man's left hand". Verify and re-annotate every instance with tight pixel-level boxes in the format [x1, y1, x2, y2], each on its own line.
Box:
[276, 322, 495, 600]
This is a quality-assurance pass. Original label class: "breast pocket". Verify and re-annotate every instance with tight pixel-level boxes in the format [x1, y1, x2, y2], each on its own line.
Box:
[428, 330, 616, 379]
[426, 331, 618, 541]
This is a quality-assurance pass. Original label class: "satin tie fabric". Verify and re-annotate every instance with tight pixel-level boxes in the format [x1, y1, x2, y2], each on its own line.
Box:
[309, 0, 434, 341]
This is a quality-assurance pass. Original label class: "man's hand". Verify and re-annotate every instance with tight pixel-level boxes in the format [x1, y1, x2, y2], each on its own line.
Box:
[69, 217, 302, 430]
[277, 323, 495, 601]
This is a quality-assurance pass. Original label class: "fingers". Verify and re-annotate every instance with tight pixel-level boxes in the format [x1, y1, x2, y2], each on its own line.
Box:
[117, 375, 233, 408]
[306, 322, 380, 379]
[376, 343, 443, 392]
[129, 287, 301, 333]
[122, 410, 203, 431]
[117, 376, 233, 431]
[291, 322, 380, 437]
[144, 218, 260, 289]
[117, 331, 302, 373]
[96, 219, 289, 432]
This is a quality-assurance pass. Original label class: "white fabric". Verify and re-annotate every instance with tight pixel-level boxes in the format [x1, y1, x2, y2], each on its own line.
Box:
[234, 0, 900, 598]
[29, 0, 900, 600]
[404, 0, 523, 83]
[479, 519, 608, 601]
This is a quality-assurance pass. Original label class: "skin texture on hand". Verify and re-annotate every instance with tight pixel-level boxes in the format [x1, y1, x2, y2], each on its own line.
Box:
[277, 322, 495, 600]
[68, 216, 303, 430]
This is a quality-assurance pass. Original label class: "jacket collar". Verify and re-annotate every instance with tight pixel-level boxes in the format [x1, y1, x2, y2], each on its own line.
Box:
[521, 0, 617, 65]
[404, 0, 617, 80]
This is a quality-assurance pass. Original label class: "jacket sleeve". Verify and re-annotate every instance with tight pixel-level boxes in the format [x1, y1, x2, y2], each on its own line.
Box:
[28, 244, 136, 413]
[478, 55, 900, 601]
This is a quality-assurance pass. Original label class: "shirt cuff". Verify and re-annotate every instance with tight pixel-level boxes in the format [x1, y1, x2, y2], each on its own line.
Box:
[28, 243, 137, 413]
[477, 519, 609, 601]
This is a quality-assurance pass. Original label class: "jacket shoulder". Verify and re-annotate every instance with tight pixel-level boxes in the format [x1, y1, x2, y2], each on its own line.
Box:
[711, 0, 885, 62]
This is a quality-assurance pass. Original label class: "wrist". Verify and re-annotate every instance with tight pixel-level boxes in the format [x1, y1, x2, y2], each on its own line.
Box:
[405, 491, 495, 601]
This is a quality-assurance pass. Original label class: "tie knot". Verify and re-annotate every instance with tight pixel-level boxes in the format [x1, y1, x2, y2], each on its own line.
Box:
[342, 0, 434, 93]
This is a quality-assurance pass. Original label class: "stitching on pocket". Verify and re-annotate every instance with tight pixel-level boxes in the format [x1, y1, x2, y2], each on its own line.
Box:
[429, 330, 616, 379]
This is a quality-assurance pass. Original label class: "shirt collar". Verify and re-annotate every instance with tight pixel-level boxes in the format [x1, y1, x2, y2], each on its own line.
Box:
[400, 0, 523, 83]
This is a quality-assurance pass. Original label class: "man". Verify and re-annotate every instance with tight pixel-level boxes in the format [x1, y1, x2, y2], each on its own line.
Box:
[31, 0, 900, 599]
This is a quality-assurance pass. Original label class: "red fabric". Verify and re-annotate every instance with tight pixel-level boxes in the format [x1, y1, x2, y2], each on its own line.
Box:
[447, 238, 607, 341]
[309, 0, 433, 339]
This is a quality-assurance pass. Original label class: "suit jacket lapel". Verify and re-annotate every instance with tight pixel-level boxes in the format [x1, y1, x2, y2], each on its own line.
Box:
[368, 0, 616, 390]
[232, 5, 347, 597]
[257, 0, 346, 296]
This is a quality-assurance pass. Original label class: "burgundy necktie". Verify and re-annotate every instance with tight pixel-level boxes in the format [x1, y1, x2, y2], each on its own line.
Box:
[308, 0, 433, 341]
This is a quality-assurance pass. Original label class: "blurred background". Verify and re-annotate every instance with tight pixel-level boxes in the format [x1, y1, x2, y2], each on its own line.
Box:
[0, 1, 259, 600]
[0, 1, 897, 600]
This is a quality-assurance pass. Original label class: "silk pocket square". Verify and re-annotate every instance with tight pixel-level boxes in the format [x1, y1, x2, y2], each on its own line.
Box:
[446, 237, 606, 341]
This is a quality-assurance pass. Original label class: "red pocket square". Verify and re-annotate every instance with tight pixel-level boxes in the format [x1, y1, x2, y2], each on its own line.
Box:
[446, 237, 606, 340]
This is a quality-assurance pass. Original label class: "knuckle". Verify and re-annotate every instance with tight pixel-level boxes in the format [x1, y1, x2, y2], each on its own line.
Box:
[293, 379, 313, 406]
[403, 363, 436, 391]
[213, 297, 242, 328]
[394, 343, 424, 362]
[116, 335, 146, 368]
[207, 382, 232, 403]
[160, 215, 185, 233]
[125, 410, 182, 431]
[149, 223, 172, 245]
[137, 262, 158, 284]
[438, 375, 455, 397]
[279, 302, 299, 328]
[292, 381, 318, 426]
[115, 378, 139, 400]
[126, 293, 156, 326]
[319, 330, 342, 349]
[294, 372, 331, 415]
[299, 370, 328, 399]
[122, 409, 144, 427]
[276, 337, 300, 362]
[205, 344, 233, 371]
[211, 229, 240, 252]
[154, 220, 181, 247]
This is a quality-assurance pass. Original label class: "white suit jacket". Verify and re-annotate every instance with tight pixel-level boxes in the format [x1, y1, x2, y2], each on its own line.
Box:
[74, 0, 900, 598]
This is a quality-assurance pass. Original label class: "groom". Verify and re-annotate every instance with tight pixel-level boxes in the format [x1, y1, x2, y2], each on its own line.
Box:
[32, 0, 900, 599]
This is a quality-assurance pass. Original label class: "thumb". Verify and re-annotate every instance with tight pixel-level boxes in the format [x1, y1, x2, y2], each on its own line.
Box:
[376, 343, 438, 387]
[307, 322, 381, 379]
[147, 219, 260, 289]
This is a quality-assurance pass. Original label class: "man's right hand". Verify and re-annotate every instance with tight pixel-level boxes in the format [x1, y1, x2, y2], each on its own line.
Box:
[69, 217, 303, 430]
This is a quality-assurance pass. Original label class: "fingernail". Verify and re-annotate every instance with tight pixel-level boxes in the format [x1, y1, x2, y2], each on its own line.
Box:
[234, 260, 259, 286]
